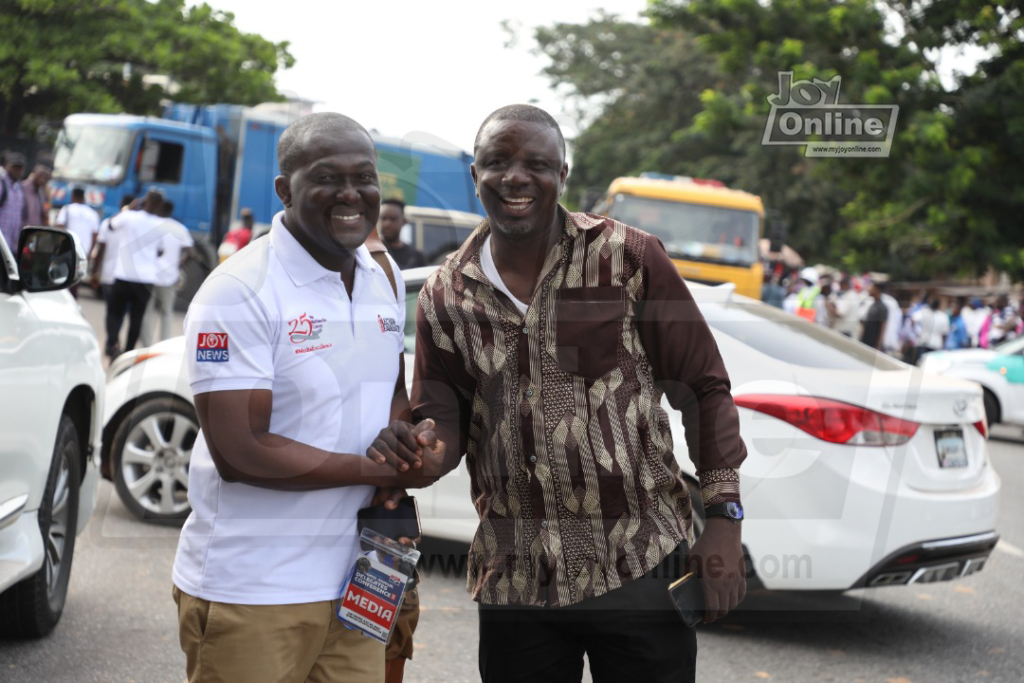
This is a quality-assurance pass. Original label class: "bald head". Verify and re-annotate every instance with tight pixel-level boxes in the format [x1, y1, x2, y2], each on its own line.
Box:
[277, 112, 375, 176]
[474, 104, 565, 161]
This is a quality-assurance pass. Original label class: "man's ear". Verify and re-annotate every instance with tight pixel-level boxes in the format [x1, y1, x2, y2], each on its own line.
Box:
[470, 163, 479, 197]
[559, 163, 569, 196]
[274, 175, 291, 207]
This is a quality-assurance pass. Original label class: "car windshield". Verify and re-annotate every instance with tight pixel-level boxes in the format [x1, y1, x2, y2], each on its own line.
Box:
[53, 125, 133, 184]
[992, 334, 1024, 355]
[703, 300, 907, 371]
[607, 194, 760, 267]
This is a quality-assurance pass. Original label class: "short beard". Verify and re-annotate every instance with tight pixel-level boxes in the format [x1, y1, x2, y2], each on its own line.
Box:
[491, 218, 536, 239]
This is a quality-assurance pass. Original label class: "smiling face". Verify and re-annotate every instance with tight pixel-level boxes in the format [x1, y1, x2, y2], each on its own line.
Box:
[274, 125, 380, 264]
[471, 120, 568, 241]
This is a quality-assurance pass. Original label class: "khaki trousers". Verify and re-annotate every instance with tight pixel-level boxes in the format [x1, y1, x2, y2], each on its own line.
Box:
[173, 585, 384, 683]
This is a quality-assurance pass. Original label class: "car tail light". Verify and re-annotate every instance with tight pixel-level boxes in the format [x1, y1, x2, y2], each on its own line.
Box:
[734, 394, 920, 446]
[973, 420, 988, 439]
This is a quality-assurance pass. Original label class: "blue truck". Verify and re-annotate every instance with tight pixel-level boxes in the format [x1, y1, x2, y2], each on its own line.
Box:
[49, 103, 482, 304]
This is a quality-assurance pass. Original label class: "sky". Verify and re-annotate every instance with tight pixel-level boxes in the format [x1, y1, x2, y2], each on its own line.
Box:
[194, 0, 650, 153]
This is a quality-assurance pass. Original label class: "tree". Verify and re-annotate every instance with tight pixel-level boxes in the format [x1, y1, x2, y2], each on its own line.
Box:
[0, 0, 294, 136]
[533, 1, 1024, 280]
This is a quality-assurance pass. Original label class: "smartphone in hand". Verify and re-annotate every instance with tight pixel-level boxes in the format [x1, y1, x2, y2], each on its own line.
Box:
[668, 572, 706, 628]
[357, 496, 421, 542]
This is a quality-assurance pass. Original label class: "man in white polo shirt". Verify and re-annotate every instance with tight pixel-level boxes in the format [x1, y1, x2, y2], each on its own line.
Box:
[171, 112, 444, 683]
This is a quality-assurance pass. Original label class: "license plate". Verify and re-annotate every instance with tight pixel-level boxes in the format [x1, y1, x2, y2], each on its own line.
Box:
[935, 428, 968, 469]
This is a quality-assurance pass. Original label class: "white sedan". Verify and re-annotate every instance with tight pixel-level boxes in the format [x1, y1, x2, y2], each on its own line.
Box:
[1, 228, 104, 638]
[920, 335, 1024, 429]
[102, 267, 1000, 592]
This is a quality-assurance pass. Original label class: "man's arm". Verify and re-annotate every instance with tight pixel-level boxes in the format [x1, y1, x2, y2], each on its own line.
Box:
[635, 235, 747, 623]
[195, 388, 408, 490]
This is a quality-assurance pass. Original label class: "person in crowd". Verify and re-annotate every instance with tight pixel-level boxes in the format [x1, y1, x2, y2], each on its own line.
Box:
[912, 298, 950, 363]
[92, 195, 136, 300]
[217, 207, 255, 263]
[55, 187, 101, 298]
[171, 112, 438, 683]
[860, 281, 889, 351]
[794, 266, 822, 321]
[828, 276, 861, 337]
[0, 150, 26, 253]
[20, 164, 51, 228]
[375, 104, 748, 682]
[879, 284, 904, 357]
[378, 198, 426, 269]
[139, 200, 194, 346]
[962, 298, 989, 348]
[103, 190, 166, 358]
[984, 295, 1021, 348]
[761, 270, 786, 308]
[945, 299, 971, 350]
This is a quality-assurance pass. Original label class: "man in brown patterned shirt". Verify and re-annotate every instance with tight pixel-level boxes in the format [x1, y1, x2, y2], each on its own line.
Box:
[373, 105, 747, 682]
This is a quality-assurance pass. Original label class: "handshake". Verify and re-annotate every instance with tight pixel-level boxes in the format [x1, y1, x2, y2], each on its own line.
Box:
[366, 418, 448, 486]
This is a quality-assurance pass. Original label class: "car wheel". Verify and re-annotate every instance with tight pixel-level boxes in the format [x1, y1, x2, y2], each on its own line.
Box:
[112, 397, 196, 523]
[0, 415, 81, 638]
[983, 389, 1000, 427]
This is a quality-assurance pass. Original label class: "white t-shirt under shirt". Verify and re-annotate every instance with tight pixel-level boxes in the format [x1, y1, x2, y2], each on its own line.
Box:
[172, 212, 406, 605]
[481, 235, 528, 314]
[56, 203, 100, 254]
[109, 209, 167, 284]
[154, 218, 194, 288]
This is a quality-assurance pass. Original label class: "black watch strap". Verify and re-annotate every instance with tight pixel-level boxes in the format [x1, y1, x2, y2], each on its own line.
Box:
[704, 501, 744, 522]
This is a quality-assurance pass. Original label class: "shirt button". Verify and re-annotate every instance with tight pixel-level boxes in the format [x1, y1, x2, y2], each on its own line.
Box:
[541, 519, 548, 529]
[522, 327, 529, 334]
[529, 454, 537, 463]
[525, 388, 534, 397]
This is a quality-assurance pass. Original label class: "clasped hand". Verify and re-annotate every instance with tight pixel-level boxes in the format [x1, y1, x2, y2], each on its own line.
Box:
[368, 418, 446, 484]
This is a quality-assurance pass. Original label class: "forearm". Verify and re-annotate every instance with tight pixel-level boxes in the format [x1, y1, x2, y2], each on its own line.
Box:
[210, 429, 403, 491]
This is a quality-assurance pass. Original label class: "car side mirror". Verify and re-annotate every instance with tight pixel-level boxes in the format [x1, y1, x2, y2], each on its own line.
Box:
[16, 226, 86, 293]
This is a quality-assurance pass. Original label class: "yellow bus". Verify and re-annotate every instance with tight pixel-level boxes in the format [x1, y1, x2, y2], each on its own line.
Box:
[593, 174, 765, 300]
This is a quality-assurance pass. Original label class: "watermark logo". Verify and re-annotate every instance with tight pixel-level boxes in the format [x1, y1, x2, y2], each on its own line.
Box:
[762, 72, 899, 158]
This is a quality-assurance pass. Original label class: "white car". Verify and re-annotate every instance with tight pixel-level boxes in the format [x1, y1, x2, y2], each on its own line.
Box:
[1, 227, 104, 638]
[102, 267, 1000, 592]
[920, 336, 1024, 429]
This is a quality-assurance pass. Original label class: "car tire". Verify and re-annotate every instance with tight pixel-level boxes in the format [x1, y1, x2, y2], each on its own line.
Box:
[983, 389, 1000, 427]
[0, 415, 81, 638]
[112, 397, 196, 523]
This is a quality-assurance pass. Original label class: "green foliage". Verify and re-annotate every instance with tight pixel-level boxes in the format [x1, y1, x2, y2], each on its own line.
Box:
[0, 0, 294, 136]
[534, 0, 1024, 280]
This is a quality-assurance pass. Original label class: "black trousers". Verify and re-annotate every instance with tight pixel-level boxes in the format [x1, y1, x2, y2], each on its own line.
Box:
[106, 279, 152, 353]
[478, 544, 697, 683]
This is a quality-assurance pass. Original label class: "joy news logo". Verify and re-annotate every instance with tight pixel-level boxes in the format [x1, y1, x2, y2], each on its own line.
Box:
[762, 72, 899, 158]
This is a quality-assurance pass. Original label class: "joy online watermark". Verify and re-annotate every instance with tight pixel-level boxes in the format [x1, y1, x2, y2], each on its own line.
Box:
[762, 72, 899, 158]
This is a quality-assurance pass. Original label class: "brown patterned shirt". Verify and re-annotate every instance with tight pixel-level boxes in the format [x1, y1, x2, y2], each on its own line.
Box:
[411, 208, 746, 607]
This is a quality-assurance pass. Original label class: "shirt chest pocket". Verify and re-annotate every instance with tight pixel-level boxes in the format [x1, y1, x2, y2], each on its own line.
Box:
[554, 286, 625, 380]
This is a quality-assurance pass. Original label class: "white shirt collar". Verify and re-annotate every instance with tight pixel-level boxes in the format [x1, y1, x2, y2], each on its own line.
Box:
[269, 211, 377, 288]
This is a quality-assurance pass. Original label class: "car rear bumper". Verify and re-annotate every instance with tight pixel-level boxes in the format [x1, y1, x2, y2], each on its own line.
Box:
[741, 448, 1001, 591]
[853, 531, 998, 588]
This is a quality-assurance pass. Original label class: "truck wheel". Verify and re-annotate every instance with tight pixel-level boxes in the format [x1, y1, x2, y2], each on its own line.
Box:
[983, 389, 1000, 428]
[112, 397, 196, 523]
[0, 416, 81, 638]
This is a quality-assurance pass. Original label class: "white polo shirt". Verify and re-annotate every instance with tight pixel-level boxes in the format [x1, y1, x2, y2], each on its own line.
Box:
[172, 211, 406, 605]
[110, 209, 166, 284]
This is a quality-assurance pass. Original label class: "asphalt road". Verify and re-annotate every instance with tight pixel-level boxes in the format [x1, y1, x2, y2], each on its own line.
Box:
[1, 293, 1022, 682]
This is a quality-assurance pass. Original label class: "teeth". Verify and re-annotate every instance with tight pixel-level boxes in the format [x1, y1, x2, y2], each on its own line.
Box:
[503, 198, 533, 204]
[332, 213, 361, 222]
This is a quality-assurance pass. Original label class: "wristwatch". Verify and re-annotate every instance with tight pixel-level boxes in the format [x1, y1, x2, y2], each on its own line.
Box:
[704, 501, 744, 522]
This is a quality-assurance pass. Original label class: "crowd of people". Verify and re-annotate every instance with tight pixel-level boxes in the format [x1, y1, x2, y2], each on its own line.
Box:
[763, 266, 1023, 363]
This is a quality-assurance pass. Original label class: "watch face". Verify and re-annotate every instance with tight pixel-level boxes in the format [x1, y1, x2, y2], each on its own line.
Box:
[726, 502, 744, 521]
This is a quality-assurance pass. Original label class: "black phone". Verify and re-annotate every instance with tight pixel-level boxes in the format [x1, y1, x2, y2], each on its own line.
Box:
[357, 496, 421, 542]
[668, 572, 706, 628]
